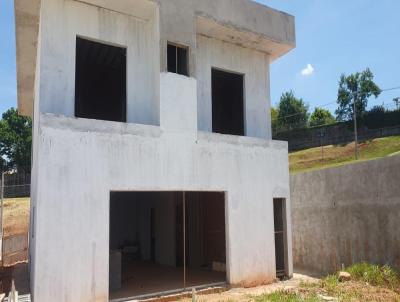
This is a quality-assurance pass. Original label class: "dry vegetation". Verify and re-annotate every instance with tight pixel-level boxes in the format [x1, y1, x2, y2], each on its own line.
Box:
[178, 264, 400, 302]
[2, 198, 30, 237]
[289, 135, 400, 173]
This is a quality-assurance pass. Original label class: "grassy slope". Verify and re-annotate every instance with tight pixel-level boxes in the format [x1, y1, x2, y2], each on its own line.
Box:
[290, 135, 400, 173]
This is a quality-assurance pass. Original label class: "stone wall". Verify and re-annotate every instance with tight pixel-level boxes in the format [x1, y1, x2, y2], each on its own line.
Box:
[291, 156, 400, 275]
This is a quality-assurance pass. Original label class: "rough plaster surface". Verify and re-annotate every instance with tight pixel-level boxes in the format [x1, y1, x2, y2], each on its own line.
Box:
[30, 113, 292, 301]
[37, 0, 160, 125]
[21, 0, 296, 300]
[291, 156, 400, 275]
[196, 35, 271, 139]
[15, 0, 295, 117]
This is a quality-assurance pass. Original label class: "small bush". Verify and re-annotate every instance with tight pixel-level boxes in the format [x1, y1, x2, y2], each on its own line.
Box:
[345, 262, 400, 289]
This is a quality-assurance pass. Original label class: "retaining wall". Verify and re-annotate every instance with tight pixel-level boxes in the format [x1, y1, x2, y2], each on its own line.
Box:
[291, 156, 400, 275]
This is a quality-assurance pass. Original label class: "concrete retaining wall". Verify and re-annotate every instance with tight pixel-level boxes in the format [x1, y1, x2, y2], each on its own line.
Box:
[291, 156, 400, 275]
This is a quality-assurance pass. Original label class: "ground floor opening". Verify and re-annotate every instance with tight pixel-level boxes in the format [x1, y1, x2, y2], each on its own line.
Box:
[273, 198, 288, 279]
[109, 191, 227, 301]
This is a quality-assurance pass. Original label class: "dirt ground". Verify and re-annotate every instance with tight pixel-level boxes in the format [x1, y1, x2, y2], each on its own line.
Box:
[2, 198, 30, 237]
[168, 274, 319, 302]
[177, 273, 400, 302]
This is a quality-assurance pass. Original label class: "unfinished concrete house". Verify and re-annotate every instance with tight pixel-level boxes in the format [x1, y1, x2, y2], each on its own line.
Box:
[14, 0, 295, 301]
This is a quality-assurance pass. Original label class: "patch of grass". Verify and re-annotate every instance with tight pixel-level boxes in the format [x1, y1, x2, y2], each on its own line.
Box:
[320, 274, 339, 294]
[254, 290, 322, 302]
[345, 262, 400, 290]
[289, 135, 400, 173]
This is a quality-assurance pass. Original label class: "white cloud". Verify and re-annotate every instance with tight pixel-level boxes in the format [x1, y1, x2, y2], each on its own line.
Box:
[301, 64, 314, 76]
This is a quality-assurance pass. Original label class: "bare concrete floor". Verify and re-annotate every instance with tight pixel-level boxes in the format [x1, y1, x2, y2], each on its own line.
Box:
[110, 261, 226, 300]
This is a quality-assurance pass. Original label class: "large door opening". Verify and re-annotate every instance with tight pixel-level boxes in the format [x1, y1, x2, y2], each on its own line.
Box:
[212, 68, 245, 136]
[273, 198, 288, 279]
[109, 191, 227, 301]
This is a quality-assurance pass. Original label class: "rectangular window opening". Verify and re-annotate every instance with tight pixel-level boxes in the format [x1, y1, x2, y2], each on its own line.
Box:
[75, 37, 127, 122]
[109, 191, 226, 301]
[212, 68, 245, 136]
[167, 43, 189, 76]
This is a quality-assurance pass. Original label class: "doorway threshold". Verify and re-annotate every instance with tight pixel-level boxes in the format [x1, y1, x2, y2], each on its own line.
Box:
[109, 282, 227, 302]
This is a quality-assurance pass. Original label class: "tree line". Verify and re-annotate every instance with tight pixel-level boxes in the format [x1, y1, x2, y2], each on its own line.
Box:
[0, 68, 399, 172]
[272, 68, 399, 134]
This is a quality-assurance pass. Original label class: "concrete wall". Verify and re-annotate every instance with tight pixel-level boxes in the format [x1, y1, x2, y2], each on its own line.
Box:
[27, 1, 295, 300]
[30, 112, 292, 301]
[38, 0, 160, 125]
[196, 35, 271, 138]
[291, 156, 400, 275]
[34, 0, 291, 139]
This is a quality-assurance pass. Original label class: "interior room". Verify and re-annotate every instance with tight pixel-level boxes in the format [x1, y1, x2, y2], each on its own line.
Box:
[109, 191, 227, 300]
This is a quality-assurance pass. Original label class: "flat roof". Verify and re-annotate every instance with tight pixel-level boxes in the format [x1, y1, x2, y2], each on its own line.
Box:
[14, 0, 295, 117]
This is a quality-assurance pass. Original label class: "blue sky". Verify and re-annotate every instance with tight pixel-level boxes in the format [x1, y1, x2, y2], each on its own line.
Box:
[262, 0, 400, 113]
[1, 0, 400, 115]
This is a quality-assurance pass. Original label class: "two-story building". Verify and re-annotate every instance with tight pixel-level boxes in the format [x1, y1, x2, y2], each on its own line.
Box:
[14, 0, 295, 301]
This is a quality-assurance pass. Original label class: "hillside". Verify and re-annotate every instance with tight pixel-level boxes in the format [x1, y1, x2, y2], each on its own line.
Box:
[290, 135, 400, 173]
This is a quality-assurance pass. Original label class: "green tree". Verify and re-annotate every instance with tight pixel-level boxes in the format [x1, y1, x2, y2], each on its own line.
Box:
[309, 107, 336, 127]
[335, 68, 381, 122]
[0, 108, 32, 172]
[277, 91, 309, 131]
[270, 106, 279, 134]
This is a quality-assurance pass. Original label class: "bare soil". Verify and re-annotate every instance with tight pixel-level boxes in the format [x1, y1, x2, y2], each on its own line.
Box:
[2, 198, 30, 237]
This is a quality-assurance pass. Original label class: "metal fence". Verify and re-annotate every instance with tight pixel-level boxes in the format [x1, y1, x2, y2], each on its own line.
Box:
[0, 172, 31, 199]
[274, 124, 400, 152]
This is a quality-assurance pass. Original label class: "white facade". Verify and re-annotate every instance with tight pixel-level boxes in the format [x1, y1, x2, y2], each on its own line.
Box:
[14, 0, 296, 301]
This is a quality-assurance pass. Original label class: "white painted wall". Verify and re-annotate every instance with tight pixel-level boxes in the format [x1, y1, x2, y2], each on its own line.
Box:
[38, 0, 160, 125]
[29, 1, 293, 301]
[160, 72, 197, 134]
[196, 35, 271, 139]
[31, 113, 292, 301]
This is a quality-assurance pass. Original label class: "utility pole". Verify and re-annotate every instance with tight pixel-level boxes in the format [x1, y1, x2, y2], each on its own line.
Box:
[353, 95, 359, 160]
[320, 128, 324, 162]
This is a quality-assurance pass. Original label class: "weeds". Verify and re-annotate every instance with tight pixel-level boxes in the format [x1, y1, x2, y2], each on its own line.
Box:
[320, 274, 339, 294]
[254, 290, 322, 302]
[345, 262, 400, 290]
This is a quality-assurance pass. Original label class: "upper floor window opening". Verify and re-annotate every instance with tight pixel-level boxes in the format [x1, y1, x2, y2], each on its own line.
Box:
[167, 42, 189, 76]
[211, 68, 245, 136]
[75, 37, 127, 123]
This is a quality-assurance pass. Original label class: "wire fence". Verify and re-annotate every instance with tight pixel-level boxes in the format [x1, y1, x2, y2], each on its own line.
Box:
[0, 172, 31, 199]
[275, 123, 400, 152]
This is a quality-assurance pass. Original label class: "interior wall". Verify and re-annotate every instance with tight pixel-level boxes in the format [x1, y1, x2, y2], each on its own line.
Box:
[154, 193, 177, 267]
[196, 35, 271, 139]
[186, 193, 204, 267]
[109, 192, 177, 266]
[38, 0, 160, 125]
[185, 192, 226, 268]
[109, 193, 139, 250]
